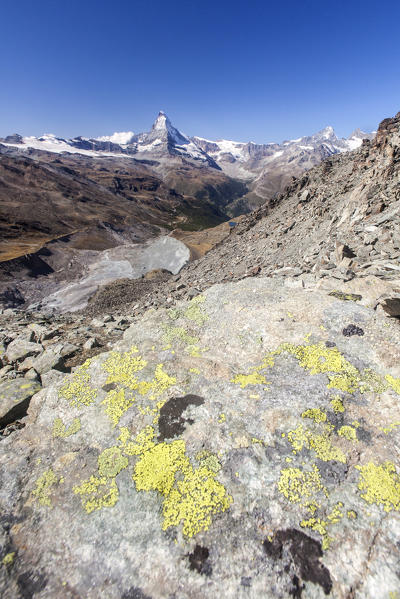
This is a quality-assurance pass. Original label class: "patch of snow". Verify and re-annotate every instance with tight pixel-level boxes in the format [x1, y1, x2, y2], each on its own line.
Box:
[3, 136, 127, 158]
[344, 138, 363, 151]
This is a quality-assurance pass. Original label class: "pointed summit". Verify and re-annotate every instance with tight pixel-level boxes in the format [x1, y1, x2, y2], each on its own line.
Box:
[152, 110, 171, 131]
[145, 111, 189, 147]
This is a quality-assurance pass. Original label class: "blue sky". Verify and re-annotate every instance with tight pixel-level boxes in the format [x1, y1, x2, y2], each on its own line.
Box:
[1, 0, 400, 143]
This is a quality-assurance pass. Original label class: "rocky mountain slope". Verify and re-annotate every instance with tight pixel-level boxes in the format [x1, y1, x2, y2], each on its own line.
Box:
[0, 143, 245, 263]
[0, 111, 398, 599]
[150, 111, 399, 303]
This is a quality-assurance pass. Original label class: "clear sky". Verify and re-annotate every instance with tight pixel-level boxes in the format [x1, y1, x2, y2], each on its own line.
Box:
[1, 0, 400, 143]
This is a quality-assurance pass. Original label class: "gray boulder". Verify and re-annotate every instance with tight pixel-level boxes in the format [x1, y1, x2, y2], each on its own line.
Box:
[4, 339, 43, 363]
[0, 278, 400, 598]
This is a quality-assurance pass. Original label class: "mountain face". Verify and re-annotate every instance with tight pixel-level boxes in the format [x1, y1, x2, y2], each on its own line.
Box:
[193, 125, 376, 210]
[0, 145, 242, 265]
[155, 111, 399, 298]
[1, 112, 375, 214]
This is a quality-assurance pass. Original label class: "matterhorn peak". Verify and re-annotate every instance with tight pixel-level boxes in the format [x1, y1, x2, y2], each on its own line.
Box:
[152, 110, 172, 131]
[145, 111, 190, 148]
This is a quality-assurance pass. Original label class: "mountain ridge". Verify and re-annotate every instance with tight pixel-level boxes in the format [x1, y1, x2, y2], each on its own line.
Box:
[1, 112, 375, 209]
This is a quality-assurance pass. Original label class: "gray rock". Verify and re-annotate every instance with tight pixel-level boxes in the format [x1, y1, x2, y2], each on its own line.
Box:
[40, 369, 66, 387]
[0, 378, 41, 428]
[90, 317, 106, 328]
[1, 278, 400, 598]
[4, 338, 43, 363]
[0, 365, 13, 379]
[83, 338, 100, 351]
[27, 343, 78, 374]
[24, 368, 40, 381]
[27, 323, 60, 342]
[377, 294, 400, 317]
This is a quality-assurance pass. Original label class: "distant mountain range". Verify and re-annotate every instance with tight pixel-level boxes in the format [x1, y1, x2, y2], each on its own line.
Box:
[0, 112, 376, 265]
[1, 111, 375, 211]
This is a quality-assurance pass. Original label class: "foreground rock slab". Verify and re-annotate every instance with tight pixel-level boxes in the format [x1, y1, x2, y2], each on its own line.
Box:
[1, 277, 400, 598]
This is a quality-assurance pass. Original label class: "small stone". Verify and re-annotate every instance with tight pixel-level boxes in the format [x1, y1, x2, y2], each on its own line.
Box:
[0, 365, 13, 379]
[90, 317, 105, 328]
[83, 338, 100, 351]
[24, 368, 40, 381]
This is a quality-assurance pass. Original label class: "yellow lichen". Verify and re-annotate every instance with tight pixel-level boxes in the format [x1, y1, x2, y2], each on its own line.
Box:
[347, 510, 357, 519]
[260, 352, 276, 369]
[102, 347, 146, 389]
[121, 425, 156, 456]
[162, 325, 198, 348]
[32, 468, 58, 507]
[300, 502, 343, 549]
[132, 437, 232, 537]
[102, 352, 176, 417]
[184, 295, 208, 325]
[356, 462, 400, 512]
[278, 465, 326, 503]
[287, 424, 346, 463]
[338, 425, 357, 441]
[300, 517, 332, 549]
[133, 440, 190, 495]
[358, 369, 387, 394]
[73, 445, 128, 513]
[330, 396, 345, 413]
[196, 451, 221, 473]
[304, 500, 320, 514]
[301, 408, 327, 423]
[386, 374, 400, 395]
[2, 552, 15, 566]
[52, 417, 81, 438]
[189, 368, 200, 375]
[149, 364, 177, 399]
[162, 464, 232, 538]
[218, 413, 226, 423]
[187, 345, 206, 358]
[231, 351, 276, 390]
[73, 475, 119, 513]
[379, 422, 400, 435]
[252, 437, 264, 445]
[98, 446, 129, 478]
[102, 388, 135, 427]
[231, 372, 267, 389]
[59, 360, 97, 407]
[277, 342, 361, 393]
[328, 291, 361, 302]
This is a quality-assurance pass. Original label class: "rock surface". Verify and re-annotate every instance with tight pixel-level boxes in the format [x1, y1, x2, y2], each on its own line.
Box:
[1, 277, 400, 598]
[0, 378, 41, 428]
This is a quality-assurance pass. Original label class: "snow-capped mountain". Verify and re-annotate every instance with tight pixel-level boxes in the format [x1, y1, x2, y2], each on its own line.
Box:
[191, 124, 375, 206]
[0, 112, 375, 208]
